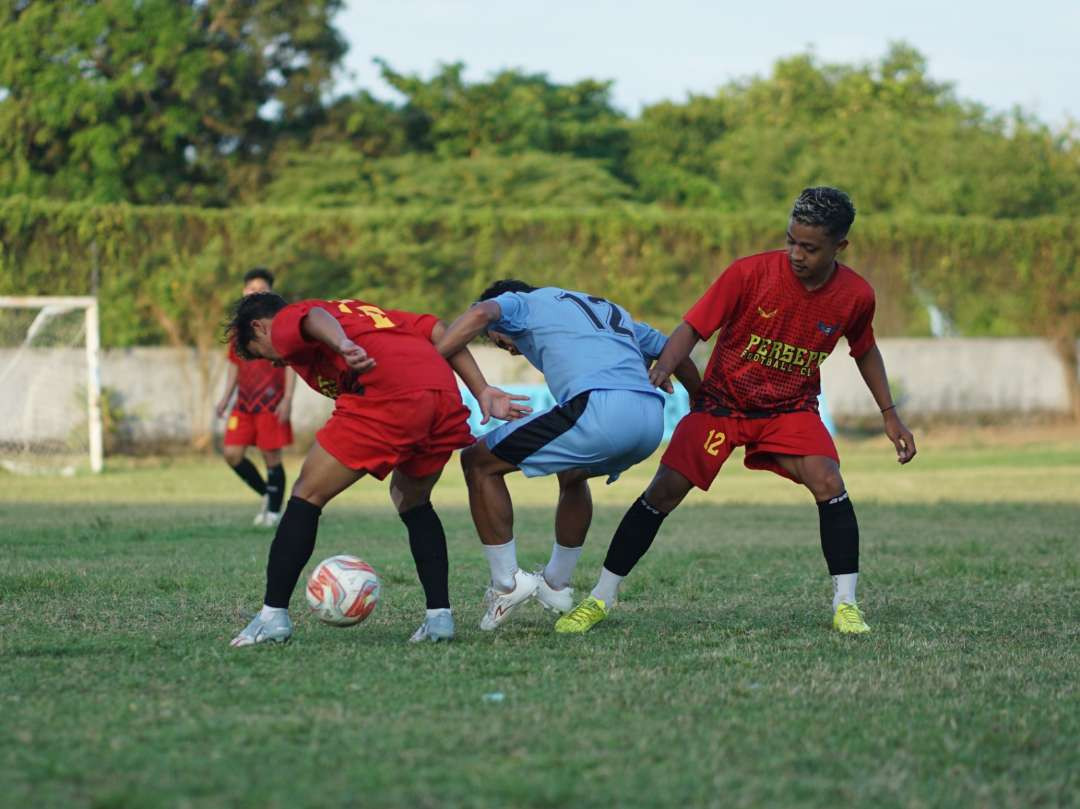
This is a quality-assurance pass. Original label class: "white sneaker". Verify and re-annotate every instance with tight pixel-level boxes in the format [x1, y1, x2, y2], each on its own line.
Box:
[253, 494, 269, 526]
[262, 511, 281, 528]
[409, 610, 455, 643]
[479, 568, 539, 631]
[230, 610, 293, 647]
[535, 568, 574, 614]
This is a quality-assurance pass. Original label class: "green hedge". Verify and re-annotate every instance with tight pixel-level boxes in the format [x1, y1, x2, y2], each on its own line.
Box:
[0, 197, 1076, 347]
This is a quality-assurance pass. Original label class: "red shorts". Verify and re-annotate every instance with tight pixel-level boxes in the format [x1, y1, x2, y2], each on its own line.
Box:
[224, 408, 293, 451]
[316, 389, 475, 480]
[661, 410, 838, 490]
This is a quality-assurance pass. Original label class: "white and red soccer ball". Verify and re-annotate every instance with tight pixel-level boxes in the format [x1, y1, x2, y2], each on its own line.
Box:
[305, 555, 380, 626]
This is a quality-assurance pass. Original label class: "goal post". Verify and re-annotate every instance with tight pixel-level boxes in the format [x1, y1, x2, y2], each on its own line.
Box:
[0, 296, 104, 474]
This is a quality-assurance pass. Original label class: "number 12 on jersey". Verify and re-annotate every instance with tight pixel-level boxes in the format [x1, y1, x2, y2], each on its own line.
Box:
[557, 292, 633, 337]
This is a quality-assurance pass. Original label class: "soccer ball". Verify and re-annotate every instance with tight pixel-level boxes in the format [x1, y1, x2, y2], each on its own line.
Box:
[305, 555, 381, 627]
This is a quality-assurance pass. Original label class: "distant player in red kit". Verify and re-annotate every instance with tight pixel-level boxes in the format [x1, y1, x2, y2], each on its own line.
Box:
[224, 293, 530, 647]
[216, 268, 295, 527]
[559, 187, 917, 636]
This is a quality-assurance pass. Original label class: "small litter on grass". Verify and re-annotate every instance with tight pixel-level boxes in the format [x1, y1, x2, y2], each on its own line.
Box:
[482, 692, 505, 703]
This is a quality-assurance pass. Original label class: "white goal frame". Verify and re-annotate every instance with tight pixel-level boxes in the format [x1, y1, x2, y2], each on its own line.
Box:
[0, 295, 104, 473]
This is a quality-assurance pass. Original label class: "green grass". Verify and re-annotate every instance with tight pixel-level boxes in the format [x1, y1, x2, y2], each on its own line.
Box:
[1, 433, 1078, 808]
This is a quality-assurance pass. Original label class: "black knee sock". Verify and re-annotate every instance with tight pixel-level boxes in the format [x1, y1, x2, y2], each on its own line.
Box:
[817, 491, 859, 575]
[602, 495, 669, 577]
[265, 465, 286, 513]
[399, 503, 450, 609]
[231, 457, 267, 496]
[264, 496, 322, 608]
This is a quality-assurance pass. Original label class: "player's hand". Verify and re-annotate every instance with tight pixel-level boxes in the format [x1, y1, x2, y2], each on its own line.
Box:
[215, 398, 228, 418]
[338, 339, 376, 373]
[883, 410, 916, 464]
[478, 386, 532, 425]
[649, 364, 674, 392]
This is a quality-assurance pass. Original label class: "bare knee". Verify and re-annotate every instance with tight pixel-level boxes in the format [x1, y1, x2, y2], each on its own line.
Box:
[223, 446, 245, 467]
[803, 461, 845, 501]
[643, 465, 693, 513]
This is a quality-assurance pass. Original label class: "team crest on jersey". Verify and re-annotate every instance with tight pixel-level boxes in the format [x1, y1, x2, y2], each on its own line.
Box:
[817, 321, 838, 336]
[757, 307, 778, 319]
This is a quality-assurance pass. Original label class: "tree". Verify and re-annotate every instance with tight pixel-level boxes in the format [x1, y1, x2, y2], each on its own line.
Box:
[0, 0, 346, 205]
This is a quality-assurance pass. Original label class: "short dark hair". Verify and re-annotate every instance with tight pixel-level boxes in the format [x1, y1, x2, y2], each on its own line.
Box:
[224, 292, 288, 359]
[791, 187, 856, 240]
[478, 279, 537, 301]
[243, 266, 275, 287]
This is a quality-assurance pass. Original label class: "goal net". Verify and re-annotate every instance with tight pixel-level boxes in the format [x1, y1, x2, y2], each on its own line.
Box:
[0, 297, 103, 474]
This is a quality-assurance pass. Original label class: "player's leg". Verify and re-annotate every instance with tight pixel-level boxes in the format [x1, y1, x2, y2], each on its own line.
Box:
[555, 464, 695, 633]
[388, 467, 456, 643]
[224, 430, 269, 524]
[747, 412, 868, 634]
[557, 408, 731, 634]
[771, 452, 868, 633]
[258, 447, 286, 527]
[231, 441, 364, 647]
[460, 441, 539, 629]
[535, 468, 592, 613]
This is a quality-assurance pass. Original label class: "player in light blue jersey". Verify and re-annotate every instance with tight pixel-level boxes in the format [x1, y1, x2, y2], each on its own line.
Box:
[436, 279, 700, 631]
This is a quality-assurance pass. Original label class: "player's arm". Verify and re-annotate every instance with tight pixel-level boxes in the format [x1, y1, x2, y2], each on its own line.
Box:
[672, 355, 702, 399]
[648, 321, 702, 389]
[854, 344, 916, 464]
[433, 301, 501, 358]
[429, 318, 531, 424]
[300, 308, 376, 372]
[215, 363, 238, 418]
[276, 367, 296, 423]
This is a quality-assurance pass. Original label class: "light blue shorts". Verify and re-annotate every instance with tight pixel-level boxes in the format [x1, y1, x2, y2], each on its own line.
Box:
[484, 389, 664, 482]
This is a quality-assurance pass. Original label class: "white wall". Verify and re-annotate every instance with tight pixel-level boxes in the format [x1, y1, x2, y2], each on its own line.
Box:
[1, 339, 1076, 445]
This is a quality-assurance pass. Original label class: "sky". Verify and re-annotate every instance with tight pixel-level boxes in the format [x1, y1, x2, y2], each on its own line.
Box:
[335, 0, 1079, 127]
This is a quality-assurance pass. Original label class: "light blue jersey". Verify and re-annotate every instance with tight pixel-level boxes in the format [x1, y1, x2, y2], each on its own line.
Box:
[490, 288, 667, 404]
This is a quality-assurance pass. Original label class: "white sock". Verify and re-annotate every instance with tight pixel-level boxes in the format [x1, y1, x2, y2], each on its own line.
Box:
[543, 542, 583, 590]
[259, 605, 288, 621]
[426, 607, 451, 619]
[832, 573, 858, 611]
[590, 567, 624, 606]
[483, 538, 519, 591]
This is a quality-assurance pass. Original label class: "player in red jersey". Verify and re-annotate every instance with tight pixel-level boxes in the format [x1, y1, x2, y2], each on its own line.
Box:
[215, 268, 296, 527]
[223, 293, 529, 647]
[557, 187, 917, 636]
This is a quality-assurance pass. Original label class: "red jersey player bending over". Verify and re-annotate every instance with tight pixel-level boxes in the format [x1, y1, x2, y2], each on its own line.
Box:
[215, 268, 296, 527]
[556, 187, 917, 636]
[224, 293, 529, 647]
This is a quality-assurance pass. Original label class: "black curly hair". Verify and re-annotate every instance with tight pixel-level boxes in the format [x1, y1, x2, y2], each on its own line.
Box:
[224, 292, 288, 359]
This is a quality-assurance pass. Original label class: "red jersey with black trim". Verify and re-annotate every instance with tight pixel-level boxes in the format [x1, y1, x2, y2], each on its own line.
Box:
[685, 250, 876, 416]
[228, 341, 287, 414]
[269, 299, 459, 403]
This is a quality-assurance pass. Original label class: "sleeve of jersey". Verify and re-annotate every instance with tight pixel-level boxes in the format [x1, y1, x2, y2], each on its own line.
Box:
[632, 320, 668, 362]
[683, 264, 744, 340]
[490, 292, 529, 334]
[270, 301, 320, 360]
[385, 309, 439, 340]
[845, 293, 877, 358]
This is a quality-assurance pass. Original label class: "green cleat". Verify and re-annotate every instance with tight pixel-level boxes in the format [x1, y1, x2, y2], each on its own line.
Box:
[833, 602, 871, 634]
[555, 595, 609, 634]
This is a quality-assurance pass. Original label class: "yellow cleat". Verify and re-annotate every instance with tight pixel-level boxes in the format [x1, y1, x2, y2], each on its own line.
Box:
[833, 602, 871, 634]
[555, 596, 609, 634]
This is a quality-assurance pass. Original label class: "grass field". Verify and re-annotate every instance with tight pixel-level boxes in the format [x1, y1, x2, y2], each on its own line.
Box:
[2, 428, 1078, 808]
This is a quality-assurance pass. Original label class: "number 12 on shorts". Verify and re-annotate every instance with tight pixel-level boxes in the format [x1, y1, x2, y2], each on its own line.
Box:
[704, 429, 726, 456]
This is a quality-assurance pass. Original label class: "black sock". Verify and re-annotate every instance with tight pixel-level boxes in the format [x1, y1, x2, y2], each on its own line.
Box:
[602, 495, 669, 577]
[817, 491, 859, 575]
[399, 502, 450, 609]
[265, 465, 286, 513]
[264, 496, 322, 608]
[230, 457, 267, 496]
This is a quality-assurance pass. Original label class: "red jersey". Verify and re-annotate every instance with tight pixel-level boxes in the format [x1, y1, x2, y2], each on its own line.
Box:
[228, 341, 287, 414]
[686, 250, 876, 416]
[269, 299, 459, 403]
